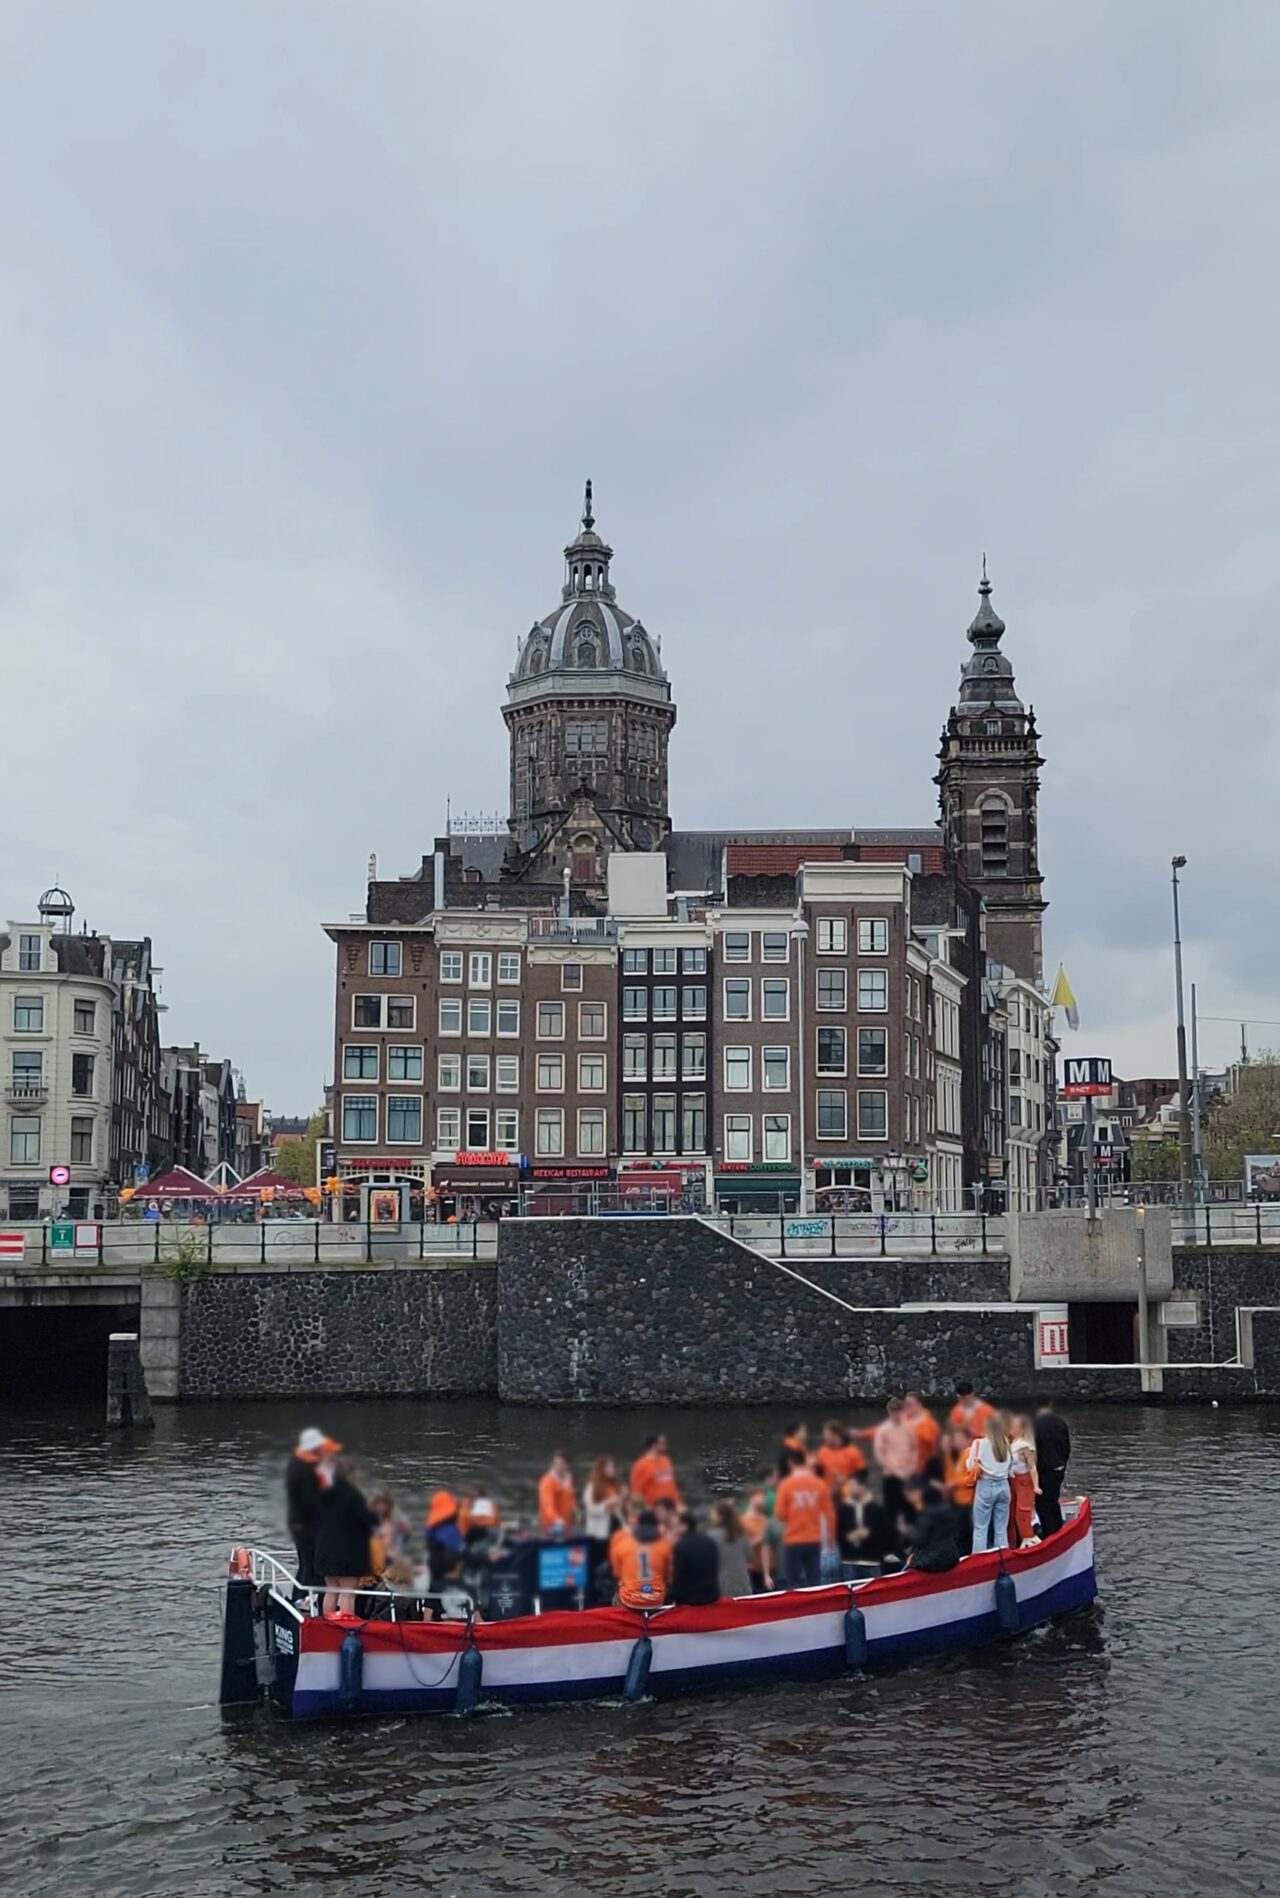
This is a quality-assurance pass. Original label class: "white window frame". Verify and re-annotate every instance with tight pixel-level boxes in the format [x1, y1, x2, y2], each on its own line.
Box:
[761, 977, 790, 1021]
[386, 1096, 423, 1144]
[467, 998, 491, 1036]
[387, 1044, 423, 1083]
[856, 1088, 889, 1141]
[683, 986, 707, 1020]
[369, 940, 402, 977]
[561, 962, 584, 991]
[723, 978, 751, 1021]
[858, 918, 889, 956]
[816, 1089, 848, 1141]
[816, 969, 847, 1012]
[682, 1032, 707, 1081]
[495, 1108, 520, 1151]
[816, 917, 847, 955]
[651, 1034, 677, 1081]
[437, 1106, 461, 1150]
[386, 996, 416, 1032]
[466, 1054, 491, 1092]
[9, 1117, 41, 1164]
[537, 1053, 564, 1091]
[651, 947, 677, 975]
[623, 987, 646, 1021]
[651, 1094, 677, 1154]
[762, 1046, 791, 1091]
[815, 1026, 847, 1076]
[682, 947, 707, 974]
[622, 948, 647, 974]
[440, 951, 463, 983]
[465, 1107, 491, 1149]
[723, 932, 751, 963]
[857, 1027, 888, 1076]
[623, 1034, 647, 1080]
[342, 1095, 377, 1143]
[437, 1054, 461, 1091]
[537, 1001, 565, 1039]
[536, 1108, 565, 1157]
[495, 1054, 520, 1092]
[682, 1094, 707, 1153]
[469, 951, 492, 988]
[578, 1052, 607, 1092]
[651, 986, 677, 1021]
[497, 952, 521, 984]
[496, 999, 521, 1037]
[579, 1001, 607, 1038]
[577, 1108, 606, 1157]
[352, 994, 383, 1030]
[761, 932, 789, 963]
[343, 1044, 379, 1081]
[73, 999, 95, 1035]
[723, 1115, 752, 1162]
[623, 1094, 646, 1153]
[857, 969, 888, 1013]
[763, 1114, 791, 1162]
[723, 1046, 752, 1091]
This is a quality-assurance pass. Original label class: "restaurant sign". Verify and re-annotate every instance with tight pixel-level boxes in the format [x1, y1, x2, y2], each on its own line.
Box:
[531, 1165, 612, 1181]
[451, 1151, 527, 1169]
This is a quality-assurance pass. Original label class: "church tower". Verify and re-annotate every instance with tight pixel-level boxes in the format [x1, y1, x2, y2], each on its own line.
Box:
[936, 566, 1045, 984]
[503, 484, 675, 891]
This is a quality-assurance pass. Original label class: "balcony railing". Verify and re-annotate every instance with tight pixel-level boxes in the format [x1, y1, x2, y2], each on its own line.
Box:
[5, 1081, 48, 1102]
[528, 916, 619, 941]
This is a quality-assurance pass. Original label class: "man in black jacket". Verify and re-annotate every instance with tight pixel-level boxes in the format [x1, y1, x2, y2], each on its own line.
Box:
[903, 1480, 960, 1573]
[670, 1510, 723, 1605]
[286, 1427, 338, 1587]
[1034, 1400, 1072, 1537]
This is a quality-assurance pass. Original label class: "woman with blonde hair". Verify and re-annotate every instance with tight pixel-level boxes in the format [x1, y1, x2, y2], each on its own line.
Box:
[965, 1412, 1013, 1554]
[1007, 1414, 1041, 1547]
[582, 1454, 624, 1604]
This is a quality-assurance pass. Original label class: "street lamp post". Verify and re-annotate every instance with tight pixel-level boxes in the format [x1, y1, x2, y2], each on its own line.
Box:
[1171, 856, 1195, 1215]
[792, 915, 810, 1214]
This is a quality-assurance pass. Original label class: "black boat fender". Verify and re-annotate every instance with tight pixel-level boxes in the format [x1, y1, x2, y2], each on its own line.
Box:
[995, 1566, 1019, 1635]
[338, 1629, 364, 1711]
[624, 1623, 653, 1702]
[844, 1598, 868, 1670]
[455, 1641, 483, 1715]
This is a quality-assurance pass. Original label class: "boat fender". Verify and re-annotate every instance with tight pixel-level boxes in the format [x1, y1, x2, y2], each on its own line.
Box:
[338, 1630, 364, 1711]
[843, 1602, 868, 1670]
[623, 1633, 653, 1703]
[455, 1643, 483, 1716]
[229, 1546, 253, 1579]
[995, 1571, 1019, 1636]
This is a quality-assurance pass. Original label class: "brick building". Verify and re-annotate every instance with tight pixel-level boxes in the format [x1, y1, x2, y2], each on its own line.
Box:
[325, 495, 1054, 1214]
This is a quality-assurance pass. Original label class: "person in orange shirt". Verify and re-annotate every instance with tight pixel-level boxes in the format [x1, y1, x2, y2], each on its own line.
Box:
[813, 1421, 867, 1490]
[903, 1392, 942, 1478]
[949, 1381, 996, 1439]
[611, 1509, 673, 1608]
[773, 1448, 836, 1589]
[537, 1452, 575, 1533]
[629, 1433, 681, 1509]
[941, 1422, 978, 1553]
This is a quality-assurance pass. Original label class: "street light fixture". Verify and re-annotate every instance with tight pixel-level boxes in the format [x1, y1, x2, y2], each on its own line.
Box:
[1170, 856, 1195, 1213]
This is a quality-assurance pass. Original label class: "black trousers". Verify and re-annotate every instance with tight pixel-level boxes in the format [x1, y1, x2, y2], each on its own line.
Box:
[782, 1543, 822, 1589]
[1038, 1465, 1066, 1537]
[292, 1533, 320, 1588]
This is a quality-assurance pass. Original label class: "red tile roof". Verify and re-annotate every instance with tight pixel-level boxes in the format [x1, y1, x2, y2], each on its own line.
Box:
[726, 843, 846, 877]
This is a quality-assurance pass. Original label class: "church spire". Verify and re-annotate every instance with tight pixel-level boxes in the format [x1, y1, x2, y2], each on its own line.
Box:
[959, 560, 1019, 706]
[582, 477, 594, 533]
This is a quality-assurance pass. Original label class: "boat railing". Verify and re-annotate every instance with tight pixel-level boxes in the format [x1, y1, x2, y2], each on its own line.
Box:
[230, 1547, 482, 1622]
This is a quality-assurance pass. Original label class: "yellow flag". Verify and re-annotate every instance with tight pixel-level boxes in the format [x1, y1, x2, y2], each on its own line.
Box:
[1050, 965, 1080, 1031]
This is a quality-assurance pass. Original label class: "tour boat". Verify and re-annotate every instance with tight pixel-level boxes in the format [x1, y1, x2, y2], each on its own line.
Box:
[219, 1499, 1097, 1719]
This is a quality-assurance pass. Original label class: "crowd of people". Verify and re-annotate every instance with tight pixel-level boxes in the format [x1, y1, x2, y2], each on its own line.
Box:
[284, 1385, 1073, 1621]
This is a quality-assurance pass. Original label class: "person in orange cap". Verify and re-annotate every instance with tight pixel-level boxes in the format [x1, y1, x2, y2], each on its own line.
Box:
[286, 1427, 340, 1588]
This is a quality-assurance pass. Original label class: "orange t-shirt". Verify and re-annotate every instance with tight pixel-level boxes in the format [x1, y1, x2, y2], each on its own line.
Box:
[949, 1399, 996, 1437]
[909, 1411, 942, 1471]
[774, 1468, 836, 1546]
[943, 1446, 977, 1507]
[814, 1442, 867, 1488]
[630, 1452, 680, 1507]
[538, 1471, 575, 1532]
[612, 1530, 673, 1607]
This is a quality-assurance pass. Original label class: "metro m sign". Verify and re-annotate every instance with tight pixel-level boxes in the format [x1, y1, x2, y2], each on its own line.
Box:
[1061, 1056, 1113, 1099]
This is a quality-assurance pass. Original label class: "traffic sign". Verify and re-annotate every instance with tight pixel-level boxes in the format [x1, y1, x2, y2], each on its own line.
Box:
[49, 1164, 71, 1187]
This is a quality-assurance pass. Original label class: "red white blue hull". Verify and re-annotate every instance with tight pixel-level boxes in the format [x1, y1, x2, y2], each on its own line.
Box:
[262, 1502, 1096, 1719]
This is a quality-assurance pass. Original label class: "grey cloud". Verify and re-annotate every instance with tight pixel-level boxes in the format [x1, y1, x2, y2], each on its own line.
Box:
[1, 0, 1277, 1104]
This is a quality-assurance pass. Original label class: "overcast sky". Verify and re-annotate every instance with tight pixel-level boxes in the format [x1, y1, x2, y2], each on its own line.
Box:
[3, 1, 1278, 1112]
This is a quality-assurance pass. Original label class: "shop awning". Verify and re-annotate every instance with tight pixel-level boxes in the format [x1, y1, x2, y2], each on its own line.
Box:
[133, 1166, 222, 1200]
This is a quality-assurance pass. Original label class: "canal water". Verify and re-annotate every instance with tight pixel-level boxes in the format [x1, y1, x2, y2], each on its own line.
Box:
[2, 1399, 1276, 1897]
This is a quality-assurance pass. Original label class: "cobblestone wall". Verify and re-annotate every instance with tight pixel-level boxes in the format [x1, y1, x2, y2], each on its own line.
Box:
[179, 1265, 497, 1399]
[497, 1218, 1035, 1405]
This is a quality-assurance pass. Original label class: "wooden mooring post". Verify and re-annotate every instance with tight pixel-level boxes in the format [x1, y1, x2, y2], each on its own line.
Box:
[107, 1332, 154, 1429]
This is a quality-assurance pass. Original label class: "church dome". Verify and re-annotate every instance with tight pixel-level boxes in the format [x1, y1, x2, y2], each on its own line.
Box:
[510, 484, 668, 695]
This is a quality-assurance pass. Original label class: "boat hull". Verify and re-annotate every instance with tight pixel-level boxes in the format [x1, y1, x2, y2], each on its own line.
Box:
[273, 1501, 1096, 1719]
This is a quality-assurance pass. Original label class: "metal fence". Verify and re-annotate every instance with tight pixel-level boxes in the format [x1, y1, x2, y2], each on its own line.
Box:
[0, 1219, 500, 1270]
[1171, 1203, 1280, 1248]
[708, 1212, 1005, 1259]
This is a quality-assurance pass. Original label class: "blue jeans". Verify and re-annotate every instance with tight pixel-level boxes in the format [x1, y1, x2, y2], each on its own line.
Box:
[783, 1543, 822, 1589]
[971, 1477, 1010, 1552]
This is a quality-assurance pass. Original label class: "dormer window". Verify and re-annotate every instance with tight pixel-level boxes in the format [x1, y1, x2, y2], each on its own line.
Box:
[575, 629, 598, 668]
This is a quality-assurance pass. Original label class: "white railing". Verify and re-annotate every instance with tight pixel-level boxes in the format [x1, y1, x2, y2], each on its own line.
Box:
[707, 1212, 1005, 1258]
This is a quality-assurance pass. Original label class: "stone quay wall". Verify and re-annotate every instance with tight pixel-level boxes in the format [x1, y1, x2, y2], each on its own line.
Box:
[497, 1219, 1034, 1406]
[178, 1263, 496, 1400]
